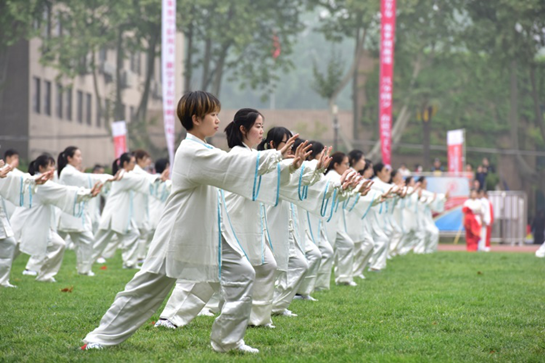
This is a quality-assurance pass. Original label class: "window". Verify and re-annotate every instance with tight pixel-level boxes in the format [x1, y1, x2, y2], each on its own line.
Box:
[66, 88, 72, 121]
[77, 90, 83, 123]
[44, 80, 51, 116]
[56, 83, 63, 118]
[33, 77, 41, 113]
[96, 97, 102, 128]
[86, 93, 92, 125]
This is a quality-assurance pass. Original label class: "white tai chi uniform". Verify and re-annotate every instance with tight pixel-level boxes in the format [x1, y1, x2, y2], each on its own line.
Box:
[479, 197, 491, 252]
[10, 177, 94, 282]
[132, 164, 153, 261]
[413, 191, 446, 254]
[367, 178, 396, 271]
[159, 144, 285, 328]
[83, 134, 282, 352]
[536, 241, 545, 258]
[92, 172, 160, 269]
[0, 171, 36, 287]
[397, 189, 420, 255]
[57, 164, 112, 274]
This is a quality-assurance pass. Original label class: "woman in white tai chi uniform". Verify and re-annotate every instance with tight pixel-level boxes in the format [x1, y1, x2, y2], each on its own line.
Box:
[91, 152, 167, 269]
[10, 154, 102, 283]
[155, 111, 308, 330]
[0, 162, 50, 287]
[82, 91, 303, 354]
[56, 146, 118, 276]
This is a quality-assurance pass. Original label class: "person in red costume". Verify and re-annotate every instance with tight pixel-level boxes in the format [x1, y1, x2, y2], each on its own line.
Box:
[462, 190, 481, 252]
[485, 191, 494, 250]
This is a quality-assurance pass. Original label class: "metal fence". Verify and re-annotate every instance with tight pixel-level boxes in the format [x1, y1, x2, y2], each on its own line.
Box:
[488, 191, 527, 245]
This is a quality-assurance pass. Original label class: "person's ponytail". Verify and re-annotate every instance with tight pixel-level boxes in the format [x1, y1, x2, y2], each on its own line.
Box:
[57, 146, 78, 177]
[224, 108, 263, 149]
[29, 153, 55, 176]
[112, 152, 132, 174]
[112, 158, 121, 175]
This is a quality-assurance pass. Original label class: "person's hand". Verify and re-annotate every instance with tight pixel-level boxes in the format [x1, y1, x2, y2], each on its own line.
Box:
[290, 140, 312, 171]
[90, 182, 104, 197]
[279, 133, 300, 158]
[359, 180, 373, 196]
[160, 168, 170, 182]
[382, 186, 394, 199]
[107, 169, 124, 182]
[316, 146, 332, 170]
[0, 163, 13, 178]
[34, 170, 54, 184]
[341, 171, 357, 190]
[350, 174, 363, 189]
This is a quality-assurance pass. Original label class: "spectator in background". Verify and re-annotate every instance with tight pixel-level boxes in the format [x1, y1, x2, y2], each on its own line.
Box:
[531, 210, 545, 245]
[465, 164, 473, 173]
[414, 164, 423, 174]
[93, 164, 105, 174]
[431, 158, 444, 176]
[482, 157, 495, 174]
[398, 163, 411, 177]
[475, 165, 487, 190]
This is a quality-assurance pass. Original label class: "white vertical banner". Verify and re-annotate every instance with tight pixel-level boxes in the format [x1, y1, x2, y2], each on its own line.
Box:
[112, 121, 127, 158]
[161, 0, 177, 166]
[447, 129, 465, 174]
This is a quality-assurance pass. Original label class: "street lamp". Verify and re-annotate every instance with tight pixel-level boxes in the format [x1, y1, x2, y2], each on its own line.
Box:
[332, 104, 339, 151]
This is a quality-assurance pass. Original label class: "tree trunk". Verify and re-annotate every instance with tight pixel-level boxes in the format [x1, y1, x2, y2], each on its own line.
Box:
[211, 43, 230, 97]
[90, 50, 107, 133]
[0, 46, 10, 113]
[352, 26, 361, 140]
[114, 30, 124, 121]
[201, 37, 212, 91]
[529, 64, 545, 142]
[183, 22, 193, 92]
[135, 25, 160, 124]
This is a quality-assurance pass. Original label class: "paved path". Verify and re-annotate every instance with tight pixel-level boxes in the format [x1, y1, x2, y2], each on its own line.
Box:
[438, 244, 540, 253]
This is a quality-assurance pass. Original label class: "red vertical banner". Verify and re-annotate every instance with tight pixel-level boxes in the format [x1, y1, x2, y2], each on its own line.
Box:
[378, 0, 396, 167]
[112, 121, 127, 158]
[447, 129, 465, 173]
[162, 0, 177, 167]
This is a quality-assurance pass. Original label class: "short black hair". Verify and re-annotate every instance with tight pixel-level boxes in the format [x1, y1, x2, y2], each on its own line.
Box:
[4, 149, 18, 159]
[176, 91, 221, 131]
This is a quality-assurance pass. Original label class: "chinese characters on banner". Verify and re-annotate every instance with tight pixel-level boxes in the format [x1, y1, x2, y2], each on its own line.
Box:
[447, 129, 465, 173]
[378, 0, 396, 167]
[162, 0, 176, 167]
[112, 121, 127, 158]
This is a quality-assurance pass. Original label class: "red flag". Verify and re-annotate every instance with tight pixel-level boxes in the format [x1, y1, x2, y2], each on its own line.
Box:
[272, 34, 281, 59]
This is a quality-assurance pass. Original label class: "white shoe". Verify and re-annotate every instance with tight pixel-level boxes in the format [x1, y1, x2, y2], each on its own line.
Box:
[1, 282, 17, 288]
[336, 281, 357, 287]
[264, 323, 276, 329]
[96, 257, 106, 264]
[294, 294, 318, 301]
[37, 277, 57, 283]
[356, 274, 366, 279]
[275, 309, 298, 317]
[154, 319, 177, 329]
[122, 264, 140, 270]
[211, 340, 259, 354]
[79, 271, 95, 277]
[82, 342, 104, 350]
[197, 308, 215, 317]
[22, 269, 38, 276]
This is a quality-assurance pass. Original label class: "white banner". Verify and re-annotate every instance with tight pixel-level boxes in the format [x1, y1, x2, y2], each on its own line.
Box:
[161, 0, 177, 167]
[112, 121, 127, 158]
[447, 129, 465, 173]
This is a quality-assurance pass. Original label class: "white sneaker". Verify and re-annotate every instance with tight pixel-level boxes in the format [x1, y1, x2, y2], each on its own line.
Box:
[336, 281, 357, 287]
[356, 274, 366, 279]
[294, 294, 318, 301]
[96, 257, 106, 264]
[154, 319, 177, 329]
[211, 340, 259, 354]
[264, 323, 276, 329]
[82, 342, 104, 350]
[1, 282, 17, 288]
[275, 309, 298, 317]
[37, 277, 57, 283]
[79, 271, 95, 277]
[22, 269, 38, 276]
[197, 308, 215, 317]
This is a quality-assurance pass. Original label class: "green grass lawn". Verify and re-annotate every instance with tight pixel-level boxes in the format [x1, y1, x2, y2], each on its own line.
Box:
[1, 249, 544, 362]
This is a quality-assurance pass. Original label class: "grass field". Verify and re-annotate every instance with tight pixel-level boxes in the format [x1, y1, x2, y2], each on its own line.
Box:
[1, 249, 544, 362]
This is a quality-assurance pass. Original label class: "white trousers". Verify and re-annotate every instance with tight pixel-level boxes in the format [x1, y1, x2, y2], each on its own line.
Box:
[352, 238, 374, 277]
[0, 236, 17, 286]
[397, 229, 416, 256]
[58, 230, 95, 274]
[369, 228, 389, 271]
[249, 245, 277, 326]
[25, 232, 66, 281]
[297, 240, 322, 296]
[92, 228, 140, 268]
[536, 241, 545, 258]
[136, 227, 151, 260]
[389, 228, 404, 257]
[84, 237, 256, 352]
[272, 232, 308, 314]
[334, 230, 355, 284]
[314, 228, 335, 291]
[478, 227, 487, 251]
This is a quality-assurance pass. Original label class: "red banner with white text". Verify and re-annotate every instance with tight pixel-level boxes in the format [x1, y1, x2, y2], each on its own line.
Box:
[378, 0, 396, 167]
[162, 0, 177, 167]
[447, 129, 465, 174]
